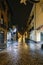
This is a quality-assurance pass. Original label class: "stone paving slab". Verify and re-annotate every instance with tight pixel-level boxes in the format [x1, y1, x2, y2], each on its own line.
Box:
[0, 43, 43, 65]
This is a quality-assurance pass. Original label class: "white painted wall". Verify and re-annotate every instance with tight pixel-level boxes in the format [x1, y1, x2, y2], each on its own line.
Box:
[36, 32, 41, 42]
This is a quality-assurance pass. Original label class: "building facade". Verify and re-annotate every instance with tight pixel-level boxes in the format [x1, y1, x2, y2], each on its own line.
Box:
[28, 0, 43, 42]
[0, 0, 9, 48]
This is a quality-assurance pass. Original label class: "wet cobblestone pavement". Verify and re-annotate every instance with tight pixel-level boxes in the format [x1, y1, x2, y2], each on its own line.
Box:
[0, 42, 43, 65]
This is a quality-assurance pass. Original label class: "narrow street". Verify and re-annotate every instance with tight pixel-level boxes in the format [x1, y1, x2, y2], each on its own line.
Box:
[0, 0, 43, 65]
[0, 41, 43, 65]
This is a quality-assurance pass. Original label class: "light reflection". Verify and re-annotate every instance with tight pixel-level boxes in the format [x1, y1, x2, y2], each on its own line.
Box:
[24, 43, 28, 49]
[13, 41, 18, 45]
[7, 46, 12, 51]
[29, 42, 42, 50]
[39, 49, 43, 54]
[36, 44, 41, 49]
[13, 48, 18, 54]
[29, 43, 35, 50]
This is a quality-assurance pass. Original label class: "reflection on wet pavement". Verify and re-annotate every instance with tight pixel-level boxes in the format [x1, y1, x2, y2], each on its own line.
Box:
[0, 41, 43, 65]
